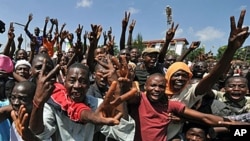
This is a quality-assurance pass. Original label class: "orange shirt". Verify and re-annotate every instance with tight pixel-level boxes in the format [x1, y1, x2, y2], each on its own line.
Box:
[43, 38, 56, 57]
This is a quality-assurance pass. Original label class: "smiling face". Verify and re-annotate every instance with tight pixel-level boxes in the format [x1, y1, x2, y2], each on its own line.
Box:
[145, 73, 166, 103]
[143, 53, 159, 69]
[170, 70, 190, 93]
[64, 63, 90, 103]
[224, 76, 248, 102]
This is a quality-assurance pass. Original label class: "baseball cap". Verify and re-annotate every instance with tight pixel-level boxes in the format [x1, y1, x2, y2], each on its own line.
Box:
[0, 54, 14, 73]
[142, 48, 159, 56]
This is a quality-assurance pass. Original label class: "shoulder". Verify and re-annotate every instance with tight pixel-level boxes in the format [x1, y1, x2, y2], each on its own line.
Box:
[85, 95, 102, 110]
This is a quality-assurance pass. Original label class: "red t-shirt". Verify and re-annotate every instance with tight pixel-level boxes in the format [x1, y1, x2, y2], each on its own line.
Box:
[131, 92, 185, 141]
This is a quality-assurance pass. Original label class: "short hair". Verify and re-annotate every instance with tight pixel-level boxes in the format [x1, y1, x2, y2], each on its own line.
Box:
[225, 75, 248, 86]
[68, 63, 90, 78]
[14, 81, 36, 98]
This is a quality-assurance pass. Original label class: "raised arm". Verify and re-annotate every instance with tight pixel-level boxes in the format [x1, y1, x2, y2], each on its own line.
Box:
[74, 24, 84, 61]
[48, 18, 56, 35]
[177, 41, 200, 61]
[119, 11, 130, 50]
[87, 24, 101, 73]
[83, 31, 88, 56]
[24, 13, 33, 39]
[29, 60, 60, 134]
[158, 22, 179, 63]
[3, 22, 15, 57]
[17, 34, 23, 51]
[43, 16, 49, 38]
[127, 19, 136, 51]
[195, 9, 250, 96]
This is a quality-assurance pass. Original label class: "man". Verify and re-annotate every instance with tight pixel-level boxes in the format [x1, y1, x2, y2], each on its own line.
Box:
[128, 73, 249, 141]
[165, 9, 250, 140]
[213, 76, 250, 114]
[24, 14, 43, 54]
[0, 81, 42, 141]
[134, 22, 178, 91]
[29, 62, 136, 141]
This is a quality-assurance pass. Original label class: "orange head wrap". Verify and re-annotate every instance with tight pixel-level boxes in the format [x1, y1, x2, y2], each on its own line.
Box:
[165, 62, 193, 95]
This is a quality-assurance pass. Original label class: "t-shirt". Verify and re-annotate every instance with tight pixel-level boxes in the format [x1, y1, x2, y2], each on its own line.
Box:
[130, 92, 185, 141]
[0, 99, 10, 141]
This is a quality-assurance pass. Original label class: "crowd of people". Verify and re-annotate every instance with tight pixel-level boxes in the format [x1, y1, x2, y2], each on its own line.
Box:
[0, 9, 250, 141]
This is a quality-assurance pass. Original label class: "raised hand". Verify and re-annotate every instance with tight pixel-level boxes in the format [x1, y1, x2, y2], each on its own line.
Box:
[89, 81, 121, 126]
[75, 24, 83, 39]
[8, 22, 15, 40]
[33, 59, 59, 107]
[18, 34, 23, 44]
[60, 30, 69, 41]
[115, 55, 130, 82]
[228, 9, 249, 49]
[165, 22, 179, 41]
[129, 19, 136, 33]
[28, 13, 33, 22]
[45, 16, 50, 24]
[108, 27, 112, 41]
[189, 41, 201, 50]
[122, 11, 130, 29]
[11, 105, 41, 141]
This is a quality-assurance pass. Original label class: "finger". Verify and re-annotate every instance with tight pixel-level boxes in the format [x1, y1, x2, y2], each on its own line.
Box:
[40, 59, 47, 77]
[110, 88, 137, 106]
[44, 64, 60, 82]
[21, 113, 29, 128]
[18, 105, 26, 120]
[237, 9, 246, 28]
[174, 24, 179, 31]
[120, 88, 138, 101]
[104, 81, 117, 105]
[113, 112, 123, 124]
[127, 12, 130, 20]
[230, 16, 236, 31]
[11, 110, 17, 122]
[171, 22, 174, 29]
[111, 56, 120, 69]
[236, 30, 248, 37]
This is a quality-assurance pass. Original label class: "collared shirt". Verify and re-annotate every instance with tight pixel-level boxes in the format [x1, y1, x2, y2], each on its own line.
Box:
[36, 95, 135, 141]
[213, 90, 250, 114]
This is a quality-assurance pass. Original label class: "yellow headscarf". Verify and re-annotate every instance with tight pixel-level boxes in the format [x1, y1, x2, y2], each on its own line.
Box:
[165, 62, 193, 95]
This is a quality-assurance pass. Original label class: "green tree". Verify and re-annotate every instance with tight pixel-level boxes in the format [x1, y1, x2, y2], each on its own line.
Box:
[132, 33, 146, 54]
[186, 47, 205, 61]
[216, 45, 227, 60]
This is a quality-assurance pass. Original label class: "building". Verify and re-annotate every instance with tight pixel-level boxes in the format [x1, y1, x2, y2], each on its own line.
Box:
[142, 38, 189, 56]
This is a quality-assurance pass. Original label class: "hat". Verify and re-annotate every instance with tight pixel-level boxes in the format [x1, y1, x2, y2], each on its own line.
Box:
[142, 48, 159, 55]
[0, 54, 14, 73]
[15, 59, 31, 69]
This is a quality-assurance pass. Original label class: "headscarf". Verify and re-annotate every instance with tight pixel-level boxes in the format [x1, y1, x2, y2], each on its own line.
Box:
[165, 62, 193, 95]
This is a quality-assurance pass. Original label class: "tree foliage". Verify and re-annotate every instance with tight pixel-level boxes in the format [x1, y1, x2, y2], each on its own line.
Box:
[132, 33, 146, 54]
[186, 47, 205, 61]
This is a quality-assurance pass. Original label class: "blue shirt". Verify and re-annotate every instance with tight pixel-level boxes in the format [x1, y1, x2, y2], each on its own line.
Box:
[0, 99, 11, 141]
